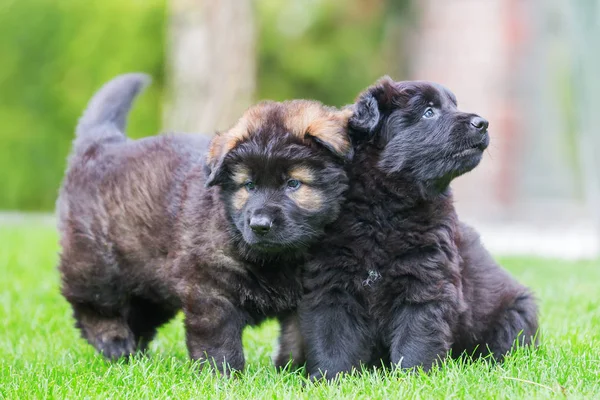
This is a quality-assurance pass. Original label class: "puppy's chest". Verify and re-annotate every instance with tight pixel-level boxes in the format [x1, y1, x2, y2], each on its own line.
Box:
[352, 232, 461, 305]
[238, 266, 303, 320]
[356, 259, 410, 299]
[192, 246, 303, 320]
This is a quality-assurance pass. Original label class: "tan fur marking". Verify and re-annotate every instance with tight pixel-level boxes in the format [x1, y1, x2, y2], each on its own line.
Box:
[288, 166, 316, 185]
[232, 188, 249, 211]
[205, 99, 352, 171]
[288, 186, 323, 211]
[206, 101, 273, 168]
[231, 165, 251, 185]
[284, 101, 352, 156]
[306, 111, 352, 155]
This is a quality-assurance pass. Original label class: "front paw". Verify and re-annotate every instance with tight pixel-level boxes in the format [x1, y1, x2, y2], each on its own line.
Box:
[96, 334, 136, 361]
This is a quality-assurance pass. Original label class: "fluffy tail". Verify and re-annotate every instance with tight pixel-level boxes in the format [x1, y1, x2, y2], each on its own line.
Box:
[75, 73, 151, 149]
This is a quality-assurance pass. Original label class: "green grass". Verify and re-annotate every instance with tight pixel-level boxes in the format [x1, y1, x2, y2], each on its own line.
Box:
[1, 222, 599, 399]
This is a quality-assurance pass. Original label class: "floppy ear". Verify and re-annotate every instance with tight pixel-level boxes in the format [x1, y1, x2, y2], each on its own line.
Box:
[304, 108, 354, 161]
[349, 93, 380, 133]
[204, 111, 258, 187]
[204, 134, 229, 187]
[204, 159, 226, 187]
[204, 129, 247, 187]
[349, 76, 398, 135]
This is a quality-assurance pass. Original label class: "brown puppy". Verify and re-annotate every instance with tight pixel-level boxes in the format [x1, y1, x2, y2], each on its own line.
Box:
[57, 73, 352, 373]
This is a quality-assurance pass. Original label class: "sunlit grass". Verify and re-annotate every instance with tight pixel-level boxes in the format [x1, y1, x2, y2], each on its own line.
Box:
[1, 223, 599, 399]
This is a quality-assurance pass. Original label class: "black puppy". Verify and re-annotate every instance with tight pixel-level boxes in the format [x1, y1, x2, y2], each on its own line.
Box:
[58, 74, 352, 373]
[274, 77, 538, 379]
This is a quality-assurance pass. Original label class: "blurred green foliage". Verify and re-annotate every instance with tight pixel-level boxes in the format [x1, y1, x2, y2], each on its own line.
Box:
[256, 0, 412, 107]
[0, 0, 166, 210]
[0, 0, 412, 210]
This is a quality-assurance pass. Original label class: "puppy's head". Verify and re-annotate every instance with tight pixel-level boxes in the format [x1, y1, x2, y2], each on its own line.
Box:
[204, 100, 351, 256]
[350, 77, 489, 191]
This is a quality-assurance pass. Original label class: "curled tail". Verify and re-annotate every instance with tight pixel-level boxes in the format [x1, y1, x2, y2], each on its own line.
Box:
[74, 73, 151, 150]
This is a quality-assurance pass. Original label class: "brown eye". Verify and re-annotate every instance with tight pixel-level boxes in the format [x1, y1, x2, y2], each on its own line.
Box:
[287, 179, 301, 190]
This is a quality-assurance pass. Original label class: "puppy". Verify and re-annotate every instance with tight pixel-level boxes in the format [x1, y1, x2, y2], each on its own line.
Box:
[275, 77, 538, 379]
[57, 73, 352, 373]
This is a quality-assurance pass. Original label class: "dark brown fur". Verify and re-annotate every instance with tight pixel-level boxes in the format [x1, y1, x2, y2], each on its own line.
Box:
[57, 74, 351, 373]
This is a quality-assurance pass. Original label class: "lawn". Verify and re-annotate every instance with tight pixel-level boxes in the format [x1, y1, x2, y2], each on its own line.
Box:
[1, 222, 599, 399]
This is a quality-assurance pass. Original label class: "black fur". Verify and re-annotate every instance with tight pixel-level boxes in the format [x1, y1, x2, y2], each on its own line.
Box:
[275, 77, 538, 380]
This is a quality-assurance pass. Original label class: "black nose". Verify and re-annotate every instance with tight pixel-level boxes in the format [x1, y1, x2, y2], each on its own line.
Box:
[249, 215, 272, 235]
[470, 116, 489, 133]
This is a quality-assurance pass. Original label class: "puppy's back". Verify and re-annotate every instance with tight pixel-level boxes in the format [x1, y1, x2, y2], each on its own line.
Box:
[457, 222, 523, 310]
[57, 74, 210, 283]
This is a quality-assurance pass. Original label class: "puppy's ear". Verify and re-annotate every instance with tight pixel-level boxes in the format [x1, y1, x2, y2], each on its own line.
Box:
[204, 106, 264, 187]
[349, 93, 380, 133]
[285, 100, 353, 161]
[349, 76, 398, 135]
[303, 108, 354, 161]
[204, 128, 248, 187]
[204, 133, 229, 187]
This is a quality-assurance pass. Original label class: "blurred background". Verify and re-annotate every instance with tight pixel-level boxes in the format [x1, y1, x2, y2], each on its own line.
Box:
[0, 0, 598, 258]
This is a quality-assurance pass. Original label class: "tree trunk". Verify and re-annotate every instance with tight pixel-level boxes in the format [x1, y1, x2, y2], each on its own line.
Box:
[165, 0, 256, 134]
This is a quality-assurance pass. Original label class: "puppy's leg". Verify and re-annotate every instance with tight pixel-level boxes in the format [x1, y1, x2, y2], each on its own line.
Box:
[484, 290, 539, 359]
[183, 294, 247, 375]
[388, 302, 454, 371]
[127, 296, 179, 352]
[72, 303, 136, 360]
[455, 223, 539, 360]
[300, 297, 372, 381]
[60, 254, 135, 360]
[273, 312, 305, 371]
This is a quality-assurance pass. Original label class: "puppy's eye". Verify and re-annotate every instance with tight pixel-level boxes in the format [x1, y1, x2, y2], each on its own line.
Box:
[286, 179, 301, 190]
[422, 108, 435, 119]
[245, 181, 256, 191]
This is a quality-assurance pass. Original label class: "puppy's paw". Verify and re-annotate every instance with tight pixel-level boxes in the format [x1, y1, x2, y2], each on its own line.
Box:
[84, 322, 136, 361]
[98, 338, 135, 361]
[96, 333, 136, 361]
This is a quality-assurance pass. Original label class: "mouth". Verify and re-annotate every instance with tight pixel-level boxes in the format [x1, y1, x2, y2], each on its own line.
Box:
[453, 135, 489, 158]
[249, 237, 309, 254]
[251, 241, 281, 250]
[245, 237, 290, 253]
